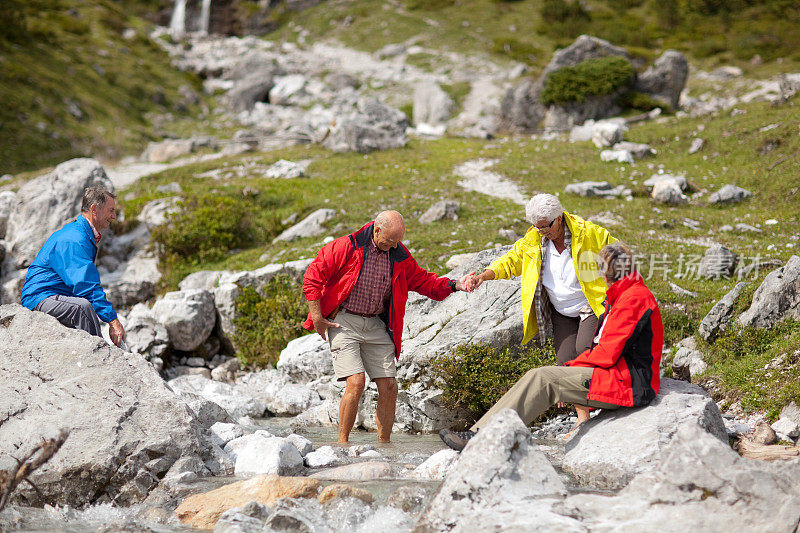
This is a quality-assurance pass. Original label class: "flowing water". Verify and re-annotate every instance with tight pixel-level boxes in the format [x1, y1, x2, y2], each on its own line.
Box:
[0, 418, 445, 532]
[168, 0, 187, 35]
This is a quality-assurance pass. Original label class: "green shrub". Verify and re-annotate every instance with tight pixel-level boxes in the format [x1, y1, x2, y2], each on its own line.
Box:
[232, 276, 309, 368]
[151, 194, 257, 265]
[617, 91, 669, 112]
[431, 342, 557, 415]
[540, 56, 635, 105]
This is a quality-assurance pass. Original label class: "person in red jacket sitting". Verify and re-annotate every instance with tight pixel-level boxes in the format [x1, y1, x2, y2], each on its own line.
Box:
[303, 210, 473, 444]
[440, 241, 663, 452]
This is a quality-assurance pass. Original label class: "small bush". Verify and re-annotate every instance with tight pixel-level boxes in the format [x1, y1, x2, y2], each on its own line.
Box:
[617, 91, 668, 112]
[431, 342, 557, 415]
[540, 56, 635, 105]
[232, 275, 309, 368]
[151, 194, 256, 265]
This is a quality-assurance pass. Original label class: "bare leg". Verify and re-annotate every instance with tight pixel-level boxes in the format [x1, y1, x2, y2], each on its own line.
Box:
[374, 377, 398, 443]
[339, 373, 366, 443]
[575, 404, 591, 424]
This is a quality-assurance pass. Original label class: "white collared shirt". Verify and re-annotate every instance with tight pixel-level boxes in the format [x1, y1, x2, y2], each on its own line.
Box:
[86, 217, 101, 243]
[541, 238, 588, 317]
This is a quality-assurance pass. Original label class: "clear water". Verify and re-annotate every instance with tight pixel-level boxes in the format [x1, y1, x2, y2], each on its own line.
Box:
[0, 418, 446, 532]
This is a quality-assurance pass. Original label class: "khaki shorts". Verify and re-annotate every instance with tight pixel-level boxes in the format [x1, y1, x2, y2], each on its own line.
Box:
[328, 309, 396, 381]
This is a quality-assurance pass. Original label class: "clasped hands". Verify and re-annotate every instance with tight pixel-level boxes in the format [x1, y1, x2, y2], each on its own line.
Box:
[456, 271, 485, 293]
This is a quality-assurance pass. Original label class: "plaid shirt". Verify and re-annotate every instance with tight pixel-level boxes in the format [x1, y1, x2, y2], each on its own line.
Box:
[342, 237, 392, 315]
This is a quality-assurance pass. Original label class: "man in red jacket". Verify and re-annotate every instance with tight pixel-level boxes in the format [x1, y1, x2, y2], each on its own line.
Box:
[440, 242, 663, 451]
[303, 210, 472, 443]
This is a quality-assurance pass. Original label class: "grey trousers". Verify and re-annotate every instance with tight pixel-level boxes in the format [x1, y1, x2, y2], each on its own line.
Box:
[471, 366, 621, 431]
[551, 305, 599, 365]
[35, 295, 103, 338]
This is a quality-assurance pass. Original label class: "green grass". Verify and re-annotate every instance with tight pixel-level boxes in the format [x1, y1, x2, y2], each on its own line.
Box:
[698, 322, 800, 420]
[0, 0, 206, 174]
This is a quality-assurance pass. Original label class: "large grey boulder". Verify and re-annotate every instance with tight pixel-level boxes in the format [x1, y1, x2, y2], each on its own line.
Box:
[633, 50, 689, 110]
[562, 378, 727, 490]
[559, 423, 800, 531]
[123, 303, 170, 360]
[272, 208, 335, 243]
[564, 181, 630, 199]
[277, 334, 334, 382]
[169, 374, 266, 420]
[102, 253, 161, 309]
[542, 35, 629, 78]
[5, 158, 113, 268]
[708, 184, 753, 204]
[224, 432, 303, 476]
[739, 255, 800, 328]
[234, 369, 295, 413]
[499, 77, 547, 132]
[138, 197, 181, 229]
[397, 247, 523, 383]
[268, 74, 307, 106]
[698, 244, 738, 279]
[418, 200, 459, 225]
[0, 304, 206, 507]
[651, 179, 688, 205]
[413, 81, 454, 127]
[539, 35, 632, 131]
[0, 190, 16, 239]
[699, 281, 749, 342]
[671, 336, 707, 380]
[227, 70, 276, 113]
[413, 409, 573, 533]
[151, 289, 216, 351]
[323, 98, 409, 153]
[359, 383, 472, 433]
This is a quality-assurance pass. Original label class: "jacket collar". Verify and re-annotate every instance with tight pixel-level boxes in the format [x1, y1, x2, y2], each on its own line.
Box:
[606, 271, 644, 305]
[351, 221, 409, 263]
[563, 211, 584, 243]
[76, 214, 97, 248]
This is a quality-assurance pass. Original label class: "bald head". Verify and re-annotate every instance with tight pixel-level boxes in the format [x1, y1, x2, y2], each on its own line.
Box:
[373, 210, 405, 251]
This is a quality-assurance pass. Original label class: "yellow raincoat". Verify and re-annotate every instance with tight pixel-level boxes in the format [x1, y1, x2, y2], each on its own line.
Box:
[488, 212, 616, 345]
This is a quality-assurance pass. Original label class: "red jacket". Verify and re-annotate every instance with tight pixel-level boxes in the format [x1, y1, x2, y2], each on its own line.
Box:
[303, 222, 456, 359]
[565, 272, 663, 407]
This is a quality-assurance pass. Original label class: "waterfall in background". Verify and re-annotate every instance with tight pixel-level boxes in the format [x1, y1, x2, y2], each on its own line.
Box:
[199, 0, 212, 34]
[169, 0, 187, 35]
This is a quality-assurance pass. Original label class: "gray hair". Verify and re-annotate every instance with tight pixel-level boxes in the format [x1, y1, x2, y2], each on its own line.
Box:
[597, 242, 637, 282]
[81, 186, 115, 213]
[374, 210, 404, 231]
[525, 193, 563, 224]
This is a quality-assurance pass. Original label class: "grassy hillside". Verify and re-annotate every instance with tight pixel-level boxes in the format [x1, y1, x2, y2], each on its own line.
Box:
[0, 0, 204, 174]
[270, 0, 800, 74]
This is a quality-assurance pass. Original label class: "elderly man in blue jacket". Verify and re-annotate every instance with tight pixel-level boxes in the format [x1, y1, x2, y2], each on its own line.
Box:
[21, 186, 126, 347]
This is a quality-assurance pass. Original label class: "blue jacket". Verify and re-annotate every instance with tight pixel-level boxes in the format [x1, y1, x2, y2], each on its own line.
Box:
[21, 215, 117, 323]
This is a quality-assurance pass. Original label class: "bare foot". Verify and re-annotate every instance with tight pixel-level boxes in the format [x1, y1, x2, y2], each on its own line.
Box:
[564, 421, 584, 441]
